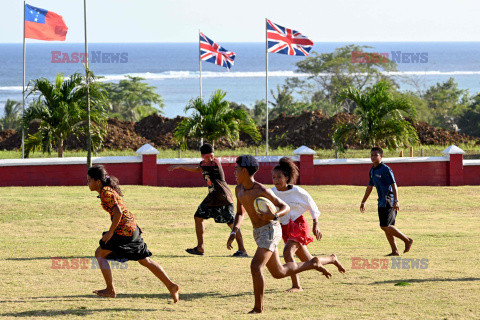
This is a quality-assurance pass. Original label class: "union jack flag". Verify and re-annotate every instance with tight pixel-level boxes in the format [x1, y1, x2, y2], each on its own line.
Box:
[267, 19, 313, 56]
[199, 32, 236, 70]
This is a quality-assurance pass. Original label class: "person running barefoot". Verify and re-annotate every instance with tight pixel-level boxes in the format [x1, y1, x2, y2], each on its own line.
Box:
[227, 155, 332, 314]
[169, 143, 247, 257]
[272, 157, 345, 292]
[87, 165, 179, 302]
[360, 147, 414, 256]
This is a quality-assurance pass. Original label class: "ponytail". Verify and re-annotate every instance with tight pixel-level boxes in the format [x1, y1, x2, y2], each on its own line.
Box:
[273, 157, 299, 184]
[87, 165, 123, 196]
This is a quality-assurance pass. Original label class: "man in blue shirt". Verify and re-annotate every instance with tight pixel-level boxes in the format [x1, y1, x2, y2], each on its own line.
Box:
[360, 147, 413, 256]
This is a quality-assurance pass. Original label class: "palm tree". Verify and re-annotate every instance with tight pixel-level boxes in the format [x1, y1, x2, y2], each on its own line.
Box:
[174, 90, 261, 148]
[333, 81, 419, 152]
[23, 73, 108, 157]
[101, 76, 164, 121]
[1, 99, 22, 130]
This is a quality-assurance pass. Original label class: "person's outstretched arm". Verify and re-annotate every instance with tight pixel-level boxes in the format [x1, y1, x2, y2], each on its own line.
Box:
[301, 189, 322, 240]
[168, 164, 202, 172]
[102, 204, 123, 243]
[227, 187, 245, 250]
[360, 185, 373, 213]
[391, 183, 399, 211]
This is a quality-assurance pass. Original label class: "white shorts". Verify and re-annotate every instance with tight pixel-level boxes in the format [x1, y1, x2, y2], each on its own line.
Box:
[253, 221, 282, 252]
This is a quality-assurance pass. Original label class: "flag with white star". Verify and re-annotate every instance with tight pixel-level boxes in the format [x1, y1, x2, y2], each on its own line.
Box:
[25, 4, 68, 41]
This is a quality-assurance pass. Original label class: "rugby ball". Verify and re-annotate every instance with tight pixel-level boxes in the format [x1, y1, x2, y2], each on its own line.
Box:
[254, 197, 277, 216]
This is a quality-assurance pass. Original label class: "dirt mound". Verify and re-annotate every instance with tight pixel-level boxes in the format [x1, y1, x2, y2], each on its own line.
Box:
[409, 119, 473, 145]
[264, 112, 477, 149]
[263, 111, 360, 149]
[66, 118, 150, 150]
[134, 114, 184, 149]
[0, 130, 21, 150]
[0, 119, 150, 152]
[102, 118, 150, 150]
[0, 122, 40, 151]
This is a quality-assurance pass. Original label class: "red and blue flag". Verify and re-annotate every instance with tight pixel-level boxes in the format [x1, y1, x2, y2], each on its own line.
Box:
[200, 32, 235, 70]
[25, 4, 68, 41]
[267, 19, 313, 56]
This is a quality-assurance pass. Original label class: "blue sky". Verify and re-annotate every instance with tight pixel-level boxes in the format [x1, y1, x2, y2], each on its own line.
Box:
[2, 0, 480, 43]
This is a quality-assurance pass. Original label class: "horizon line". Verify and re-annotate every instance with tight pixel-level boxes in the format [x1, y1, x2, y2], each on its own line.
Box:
[2, 40, 480, 45]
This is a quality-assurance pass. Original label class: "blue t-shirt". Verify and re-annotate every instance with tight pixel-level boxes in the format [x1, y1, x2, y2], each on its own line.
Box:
[368, 163, 396, 207]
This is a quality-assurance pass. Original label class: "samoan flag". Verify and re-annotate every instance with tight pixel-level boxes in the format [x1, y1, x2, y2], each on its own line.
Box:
[25, 4, 68, 41]
[267, 19, 313, 56]
[199, 32, 235, 70]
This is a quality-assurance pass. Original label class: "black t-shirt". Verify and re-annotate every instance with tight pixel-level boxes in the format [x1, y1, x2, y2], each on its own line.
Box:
[200, 159, 234, 207]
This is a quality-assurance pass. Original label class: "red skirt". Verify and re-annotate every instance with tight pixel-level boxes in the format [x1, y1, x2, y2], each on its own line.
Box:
[281, 215, 313, 246]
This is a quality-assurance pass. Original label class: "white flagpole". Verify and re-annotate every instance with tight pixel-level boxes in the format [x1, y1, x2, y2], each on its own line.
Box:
[22, 1, 26, 159]
[199, 30, 202, 100]
[198, 31, 203, 147]
[84, 0, 92, 167]
[265, 18, 269, 156]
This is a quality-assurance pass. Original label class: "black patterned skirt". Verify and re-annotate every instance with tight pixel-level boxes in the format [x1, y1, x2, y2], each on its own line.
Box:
[99, 226, 152, 261]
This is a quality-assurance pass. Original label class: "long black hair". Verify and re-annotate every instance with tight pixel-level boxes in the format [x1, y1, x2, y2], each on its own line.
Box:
[87, 164, 123, 196]
[273, 157, 299, 185]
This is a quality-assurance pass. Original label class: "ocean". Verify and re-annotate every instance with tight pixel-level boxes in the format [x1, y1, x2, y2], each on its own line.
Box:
[1, 42, 480, 118]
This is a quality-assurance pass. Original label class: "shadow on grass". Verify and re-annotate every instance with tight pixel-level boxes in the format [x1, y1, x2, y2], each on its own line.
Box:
[4, 256, 93, 261]
[117, 290, 259, 300]
[370, 277, 480, 285]
[0, 289, 262, 304]
[4, 254, 251, 261]
[1, 307, 157, 317]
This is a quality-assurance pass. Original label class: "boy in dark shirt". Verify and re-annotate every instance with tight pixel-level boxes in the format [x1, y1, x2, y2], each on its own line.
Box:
[360, 147, 414, 256]
[169, 143, 247, 256]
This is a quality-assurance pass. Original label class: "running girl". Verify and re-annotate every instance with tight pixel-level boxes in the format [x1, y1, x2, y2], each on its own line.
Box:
[271, 157, 345, 292]
[87, 164, 179, 302]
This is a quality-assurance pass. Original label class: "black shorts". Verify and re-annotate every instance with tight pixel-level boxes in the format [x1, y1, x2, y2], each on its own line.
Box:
[194, 202, 235, 224]
[378, 204, 397, 227]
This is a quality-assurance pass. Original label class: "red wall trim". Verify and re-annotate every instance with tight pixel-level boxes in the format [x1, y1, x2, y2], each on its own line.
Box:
[0, 150, 476, 187]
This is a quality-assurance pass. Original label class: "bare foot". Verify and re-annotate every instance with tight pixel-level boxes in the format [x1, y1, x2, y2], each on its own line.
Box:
[312, 257, 332, 279]
[286, 287, 303, 293]
[386, 252, 400, 256]
[404, 238, 413, 253]
[331, 254, 346, 274]
[168, 283, 179, 303]
[93, 288, 116, 298]
[248, 308, 263, 314]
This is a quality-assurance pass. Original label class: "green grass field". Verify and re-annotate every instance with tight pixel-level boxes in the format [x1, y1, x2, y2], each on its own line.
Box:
[0, 185, 479, 319]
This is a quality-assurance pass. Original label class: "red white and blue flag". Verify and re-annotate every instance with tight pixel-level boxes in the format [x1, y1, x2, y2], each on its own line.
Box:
[266, 19, 313, 56]
[200, 32, 235, 70]
[25, 4, 68, 41]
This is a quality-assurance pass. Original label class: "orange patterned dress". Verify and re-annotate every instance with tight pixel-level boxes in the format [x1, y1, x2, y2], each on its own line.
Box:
[100, 186, 137, 236]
